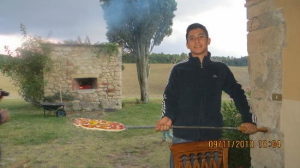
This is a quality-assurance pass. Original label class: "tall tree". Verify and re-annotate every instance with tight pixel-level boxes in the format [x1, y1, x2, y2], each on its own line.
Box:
[100, 0, 177, 102]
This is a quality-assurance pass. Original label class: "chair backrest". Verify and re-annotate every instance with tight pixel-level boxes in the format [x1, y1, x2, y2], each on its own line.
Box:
[169, 140, 228, 168]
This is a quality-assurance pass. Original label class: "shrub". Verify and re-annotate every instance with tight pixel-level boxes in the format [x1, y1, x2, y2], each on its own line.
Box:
[222, 100, 251, 168]
[222, 87, 252, 168]
[0, 24, 52, 102]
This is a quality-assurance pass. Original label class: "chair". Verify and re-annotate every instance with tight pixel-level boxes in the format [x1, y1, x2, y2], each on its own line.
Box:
[169, 140, 229, 168]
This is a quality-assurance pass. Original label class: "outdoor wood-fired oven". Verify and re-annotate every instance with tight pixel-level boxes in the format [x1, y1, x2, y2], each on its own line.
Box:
[74, 77, 97, 90]
[44, 44, 122, 111]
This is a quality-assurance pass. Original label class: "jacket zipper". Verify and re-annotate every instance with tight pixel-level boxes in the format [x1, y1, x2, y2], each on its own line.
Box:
[198, 62, 204, 140]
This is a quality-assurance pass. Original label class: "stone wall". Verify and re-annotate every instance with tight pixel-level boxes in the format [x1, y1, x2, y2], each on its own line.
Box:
[245, 0, 284, 167]
[44, 44, 122, 111]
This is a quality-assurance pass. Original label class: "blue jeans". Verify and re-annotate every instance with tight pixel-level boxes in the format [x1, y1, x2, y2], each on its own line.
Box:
[170, 136, 218, 168]
[162, 130, 173, 141]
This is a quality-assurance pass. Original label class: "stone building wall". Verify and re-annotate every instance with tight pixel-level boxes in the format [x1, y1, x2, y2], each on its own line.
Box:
[246, 0, 284, 167]
[44, 44, 122, 111]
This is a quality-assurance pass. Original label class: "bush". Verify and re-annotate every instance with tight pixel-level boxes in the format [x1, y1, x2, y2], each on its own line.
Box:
[221, 97, 251, 168]
[0, 24, 52, 102]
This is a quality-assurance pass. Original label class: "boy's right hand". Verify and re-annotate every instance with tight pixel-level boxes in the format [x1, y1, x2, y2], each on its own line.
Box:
[155, 117, 172, 131]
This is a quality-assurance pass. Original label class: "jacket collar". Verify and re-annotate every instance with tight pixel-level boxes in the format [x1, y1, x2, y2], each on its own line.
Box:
[188, 52, 211, 66]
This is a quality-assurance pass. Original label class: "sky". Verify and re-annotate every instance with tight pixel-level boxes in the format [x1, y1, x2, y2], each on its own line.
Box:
[0, 0, 248, 57]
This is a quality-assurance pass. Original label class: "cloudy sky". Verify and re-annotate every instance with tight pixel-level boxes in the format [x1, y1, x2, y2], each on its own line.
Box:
[0, 0, 248, 57]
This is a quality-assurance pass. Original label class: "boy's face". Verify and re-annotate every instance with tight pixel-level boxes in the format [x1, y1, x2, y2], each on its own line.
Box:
[186, 28, 211, 57]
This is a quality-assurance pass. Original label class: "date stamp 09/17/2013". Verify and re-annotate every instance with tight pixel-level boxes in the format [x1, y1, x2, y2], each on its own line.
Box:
[208, 140, 281, 148]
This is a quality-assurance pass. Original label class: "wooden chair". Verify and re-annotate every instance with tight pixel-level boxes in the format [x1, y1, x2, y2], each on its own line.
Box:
[169, 141, 229, 168]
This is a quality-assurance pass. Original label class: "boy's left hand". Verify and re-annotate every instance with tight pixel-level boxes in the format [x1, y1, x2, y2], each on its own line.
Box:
[240, 123, 257, 134]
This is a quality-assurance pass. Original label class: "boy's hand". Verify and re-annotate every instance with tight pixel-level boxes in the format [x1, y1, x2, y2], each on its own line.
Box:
[240, 123, 257, 134]
[155, 117, 172, 131]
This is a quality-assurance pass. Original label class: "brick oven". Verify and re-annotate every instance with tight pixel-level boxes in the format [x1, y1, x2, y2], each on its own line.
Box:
[44, 44, 122, 111]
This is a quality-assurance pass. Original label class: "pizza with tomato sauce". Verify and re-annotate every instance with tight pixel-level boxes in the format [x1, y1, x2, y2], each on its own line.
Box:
[73, 118, 125, 132]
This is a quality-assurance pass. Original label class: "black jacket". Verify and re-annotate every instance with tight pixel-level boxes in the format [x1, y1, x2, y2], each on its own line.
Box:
[162, 52, 257, 141]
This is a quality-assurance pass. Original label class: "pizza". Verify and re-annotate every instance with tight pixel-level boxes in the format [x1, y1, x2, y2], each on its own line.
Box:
[73, 118, 126, 132]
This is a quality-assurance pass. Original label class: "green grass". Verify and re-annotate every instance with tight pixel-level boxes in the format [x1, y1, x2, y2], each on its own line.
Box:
[0, 64, 249, 167]
[0, 99, 70, 145]
[0, 98, 170, 168]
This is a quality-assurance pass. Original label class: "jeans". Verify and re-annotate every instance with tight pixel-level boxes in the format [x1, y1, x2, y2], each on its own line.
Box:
[170, 136, 218, 168]
[162, 130, 173, 141]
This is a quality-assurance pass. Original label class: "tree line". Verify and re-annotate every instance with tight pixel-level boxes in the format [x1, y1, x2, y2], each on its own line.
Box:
[123, 53, 248, 66]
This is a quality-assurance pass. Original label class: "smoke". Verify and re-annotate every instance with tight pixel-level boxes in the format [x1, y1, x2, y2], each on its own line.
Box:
[100, 0, 177, 49]
[101, 0, 154, 34]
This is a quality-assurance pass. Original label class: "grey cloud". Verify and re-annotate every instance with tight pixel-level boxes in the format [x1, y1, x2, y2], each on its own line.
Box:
[0, 0, 107, 42]
[0, 0, 247, 56]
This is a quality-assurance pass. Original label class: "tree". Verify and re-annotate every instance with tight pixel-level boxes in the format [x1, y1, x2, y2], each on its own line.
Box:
[100, 0, 177, 102]
[0, 24, 52, 102]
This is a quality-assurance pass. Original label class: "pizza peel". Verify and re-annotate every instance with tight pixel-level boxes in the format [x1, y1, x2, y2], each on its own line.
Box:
[125, 125, 268, 133]
[72, 118, 268, 133]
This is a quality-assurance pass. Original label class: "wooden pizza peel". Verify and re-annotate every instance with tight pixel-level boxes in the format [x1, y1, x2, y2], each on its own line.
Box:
[125, 125, 268, 132]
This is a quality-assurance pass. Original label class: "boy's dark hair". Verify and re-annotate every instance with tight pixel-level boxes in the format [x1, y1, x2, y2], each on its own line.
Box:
[186, 23, 209, 42]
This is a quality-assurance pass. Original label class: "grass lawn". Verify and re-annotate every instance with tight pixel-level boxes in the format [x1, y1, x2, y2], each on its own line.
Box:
[0, 99, 171, 168]
[0, 64, 250, 167]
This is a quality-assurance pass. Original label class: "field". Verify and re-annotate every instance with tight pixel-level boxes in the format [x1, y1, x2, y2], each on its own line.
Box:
[0, 73, 20, 99]
[0, 64, 249, 99]
[0, 64, 249, 167]
[122, 64, 250, 99]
